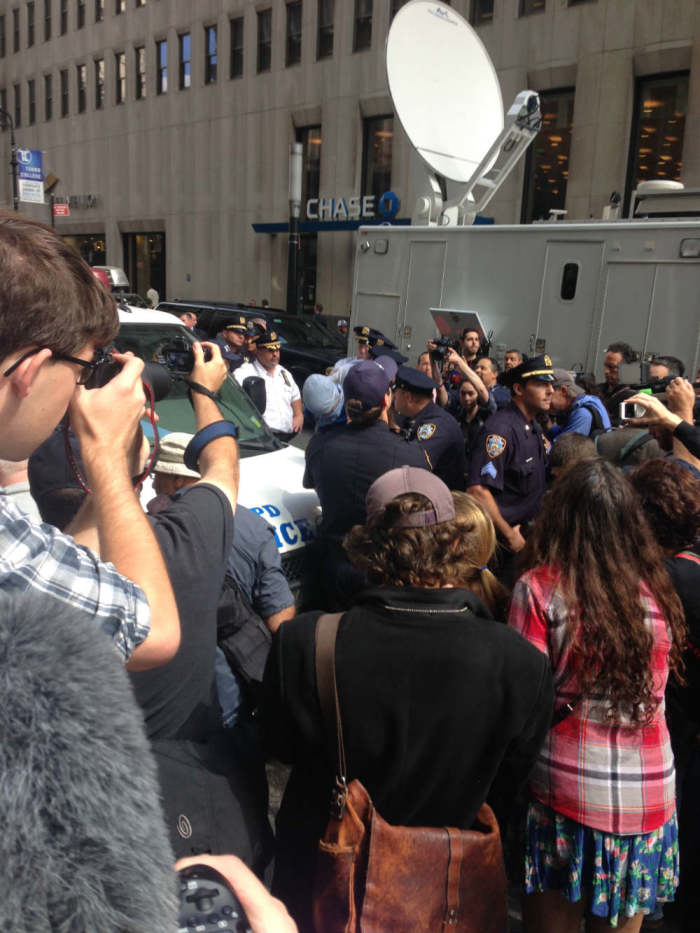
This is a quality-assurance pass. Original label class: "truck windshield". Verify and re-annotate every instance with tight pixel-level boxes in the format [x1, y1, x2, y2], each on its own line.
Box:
[114, 322, 279, 453]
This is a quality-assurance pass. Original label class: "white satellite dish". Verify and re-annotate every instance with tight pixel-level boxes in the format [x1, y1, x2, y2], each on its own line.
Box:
[386, 1, 504, 184]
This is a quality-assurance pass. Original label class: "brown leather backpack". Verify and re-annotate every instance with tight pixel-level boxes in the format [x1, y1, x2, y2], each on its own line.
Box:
[311, 613, 508, 933]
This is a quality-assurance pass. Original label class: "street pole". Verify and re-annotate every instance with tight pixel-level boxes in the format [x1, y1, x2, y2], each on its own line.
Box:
[0, 107, 19, 212]
[286, 142, 303, 315]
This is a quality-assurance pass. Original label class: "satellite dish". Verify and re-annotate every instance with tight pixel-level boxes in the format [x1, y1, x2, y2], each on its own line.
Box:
[387, 1, 503, 184]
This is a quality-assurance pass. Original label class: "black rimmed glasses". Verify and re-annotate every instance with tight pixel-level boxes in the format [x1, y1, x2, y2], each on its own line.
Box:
[2, 347, 108, 385]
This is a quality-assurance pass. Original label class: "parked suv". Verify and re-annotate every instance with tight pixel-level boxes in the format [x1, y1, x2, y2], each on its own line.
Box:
[156, 300, 345, 387]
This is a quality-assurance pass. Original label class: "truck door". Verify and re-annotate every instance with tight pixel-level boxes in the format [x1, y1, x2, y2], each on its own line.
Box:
[596, 261, 700, 380]
[534, 240, 605, 370]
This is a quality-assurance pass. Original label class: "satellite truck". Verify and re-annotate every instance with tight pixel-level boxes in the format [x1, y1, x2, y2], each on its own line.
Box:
[350, 0, 700, 382]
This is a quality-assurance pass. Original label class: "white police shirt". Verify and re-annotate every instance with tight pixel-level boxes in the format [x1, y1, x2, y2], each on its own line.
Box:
[235, 359, 300, 433]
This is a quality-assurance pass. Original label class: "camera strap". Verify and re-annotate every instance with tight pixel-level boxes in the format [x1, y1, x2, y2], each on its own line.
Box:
[63, 379, 160, 494]
[184, 378, 219, 402]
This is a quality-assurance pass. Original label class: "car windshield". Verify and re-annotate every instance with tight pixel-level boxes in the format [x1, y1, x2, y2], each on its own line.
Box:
[268, 316, 343, 349]
[114, 322, 278, 453]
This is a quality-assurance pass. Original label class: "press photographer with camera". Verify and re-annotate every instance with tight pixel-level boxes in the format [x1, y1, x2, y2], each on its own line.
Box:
[625, 377, 700, 467]
[0, 211, 179, 670]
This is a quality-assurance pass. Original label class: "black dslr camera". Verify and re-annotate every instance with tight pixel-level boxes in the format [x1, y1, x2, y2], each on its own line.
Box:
[86, 337, 211, 402]
[430, 335, 454, 362]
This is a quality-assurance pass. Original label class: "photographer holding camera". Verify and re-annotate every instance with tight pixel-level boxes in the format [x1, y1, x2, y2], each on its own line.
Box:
[0, 211, 179, 669]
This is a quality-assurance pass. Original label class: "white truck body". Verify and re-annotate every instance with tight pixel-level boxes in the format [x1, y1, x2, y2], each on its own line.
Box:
[351, 220, 700, 381]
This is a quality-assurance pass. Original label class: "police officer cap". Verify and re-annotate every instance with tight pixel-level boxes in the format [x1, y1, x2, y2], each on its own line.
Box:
[245, 320, 266, 340]
[353, 325, 396, 348]
[257, 330, 282, 350]
[499, 353, 554, 388]
[394, 365, 438, 396]
[371, 344, 408, 366]
[223, 315, 248, 332]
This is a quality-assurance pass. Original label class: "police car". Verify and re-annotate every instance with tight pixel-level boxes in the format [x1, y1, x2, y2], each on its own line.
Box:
[116, 305, 320, 601]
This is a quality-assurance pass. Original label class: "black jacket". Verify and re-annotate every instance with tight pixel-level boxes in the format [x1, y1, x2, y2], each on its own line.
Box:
[262, 585, 554, 929]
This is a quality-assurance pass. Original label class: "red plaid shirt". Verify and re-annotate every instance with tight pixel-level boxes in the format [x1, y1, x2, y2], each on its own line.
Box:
[508, 566, 675, 835]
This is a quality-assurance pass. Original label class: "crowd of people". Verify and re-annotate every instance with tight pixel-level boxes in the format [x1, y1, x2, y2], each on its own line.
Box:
[1, 208, 699, 933]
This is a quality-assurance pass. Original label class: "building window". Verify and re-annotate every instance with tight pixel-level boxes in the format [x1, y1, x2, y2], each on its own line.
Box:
[204, 24, 217, 84]
[13, 83, 21, 127]
[135, 0, 145, 6]
[626, 72, 688, 209]
[77, 63, 87, 111]
[230, 17, 243, 79]
[28, 78, 36, 123]
[59, 67, 68, 115]
[257, 9, 271, 73]
[44, 72, 52, 119]
[94, 57, 104, 109]
[362, 114, 393, 200]
[44, 0, 50, 40]
[156, 39, 167, 93]
[470, 0, 494, 25]
[116, 0, 125, 12]
[353, 0, 372, 52]
[519, 0, 545, 14]
[12, 8, 19, 52]
[77, 0, 85, 28]
[316, 0, 332, 59]
[0, 16, 5, 58]
[296, 125, 322, 313]
[521, 88, 574, 222]
[95, 0, 103, 23]
[60, 0, 67, 34]
[134, 46, 146, 98]
[178, 32, 191, 89]
[27, 2, 35, 46]
[115, 51, 126, 103]
[286, 2, 302, 67]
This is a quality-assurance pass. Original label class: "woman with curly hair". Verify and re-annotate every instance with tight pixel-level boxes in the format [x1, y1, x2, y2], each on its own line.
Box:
[628, 458, 700, 933]
[508, 458, 687, 932]
[262, 467, 554, 931]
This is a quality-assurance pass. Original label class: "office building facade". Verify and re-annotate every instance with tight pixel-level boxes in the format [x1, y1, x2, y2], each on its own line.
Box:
[0, 0, 698, 312]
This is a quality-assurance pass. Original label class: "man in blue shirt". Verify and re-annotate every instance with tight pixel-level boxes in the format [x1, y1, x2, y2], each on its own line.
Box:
[548, 368, 611, 441]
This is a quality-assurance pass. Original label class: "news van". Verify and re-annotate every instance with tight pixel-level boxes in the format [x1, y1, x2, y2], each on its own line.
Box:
[116, 305, 320, 601]
[350, 2, 700, 381]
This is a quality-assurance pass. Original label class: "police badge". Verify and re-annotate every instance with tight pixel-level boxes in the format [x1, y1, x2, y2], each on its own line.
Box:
[486, 434, 507, 458]
[417, 423, 436, 441]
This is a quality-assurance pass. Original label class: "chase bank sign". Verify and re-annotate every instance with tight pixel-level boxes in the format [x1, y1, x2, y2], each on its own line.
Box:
[306, 190, 400, 222]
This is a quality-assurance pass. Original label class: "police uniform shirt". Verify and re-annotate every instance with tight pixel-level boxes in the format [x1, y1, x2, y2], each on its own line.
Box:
[408, 401, 467, 491]
[467, 402, 549, 525]
[235, 359, 300, 434]
[303, 420, 430, 541]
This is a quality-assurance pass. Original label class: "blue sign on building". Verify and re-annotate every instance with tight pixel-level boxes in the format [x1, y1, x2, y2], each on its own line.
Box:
[17, 149, 45, 204]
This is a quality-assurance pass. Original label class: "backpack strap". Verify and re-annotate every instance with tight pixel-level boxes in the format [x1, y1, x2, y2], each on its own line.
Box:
[578, 400, 606, 438]
[314, 612, 349, 819]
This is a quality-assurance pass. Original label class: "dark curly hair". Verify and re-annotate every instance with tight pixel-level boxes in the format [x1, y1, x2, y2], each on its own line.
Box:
[627, 459, 700, 553]
[344, 492, 504, 611]
[521, 458, 686, 724]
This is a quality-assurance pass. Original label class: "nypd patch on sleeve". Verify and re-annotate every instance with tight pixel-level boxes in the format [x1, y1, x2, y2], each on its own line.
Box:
[417, 423, 436, 441]
[486, 434, 507, 458]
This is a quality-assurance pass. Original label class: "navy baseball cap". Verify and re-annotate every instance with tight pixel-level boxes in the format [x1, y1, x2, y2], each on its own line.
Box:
[343, 360, 395, 409]
[394, 365, 438, 396]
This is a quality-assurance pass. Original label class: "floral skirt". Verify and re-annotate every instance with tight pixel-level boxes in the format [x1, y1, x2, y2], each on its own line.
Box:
[524, 800, 679, 928]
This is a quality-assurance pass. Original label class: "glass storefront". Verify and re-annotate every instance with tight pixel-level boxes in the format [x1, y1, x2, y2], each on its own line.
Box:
[297, 125, 322, 313]
[122, 232, 166, 302]
[62, 232, 106, 266]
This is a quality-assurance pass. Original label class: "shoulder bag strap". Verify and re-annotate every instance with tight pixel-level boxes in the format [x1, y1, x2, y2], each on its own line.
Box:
[314, 612, 349, 816]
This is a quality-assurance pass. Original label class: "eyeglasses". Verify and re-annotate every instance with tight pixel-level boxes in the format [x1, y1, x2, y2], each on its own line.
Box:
[2, 347, 107, 385]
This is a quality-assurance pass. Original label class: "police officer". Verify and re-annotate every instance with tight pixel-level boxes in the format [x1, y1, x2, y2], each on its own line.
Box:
[329, 326, 396, 384]
[467, 354, 554, 554]
[393, 365, 467, 490]
[214, 315, 249, 373]
[304, 358, 430, 609]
